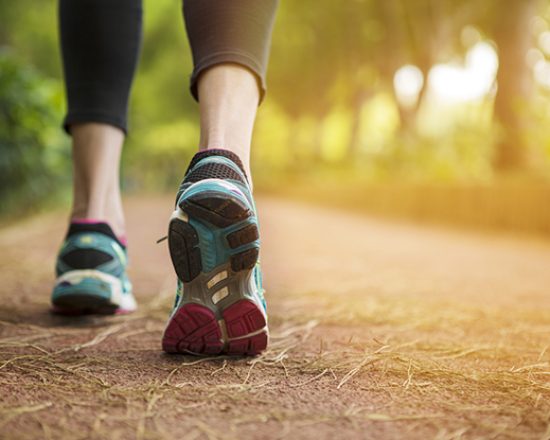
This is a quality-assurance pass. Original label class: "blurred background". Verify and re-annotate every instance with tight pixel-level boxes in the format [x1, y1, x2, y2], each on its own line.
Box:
[1, 0, 550, 235]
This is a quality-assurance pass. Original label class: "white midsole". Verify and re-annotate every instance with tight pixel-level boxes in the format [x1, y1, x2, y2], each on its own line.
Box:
[54, 269, 137, 311]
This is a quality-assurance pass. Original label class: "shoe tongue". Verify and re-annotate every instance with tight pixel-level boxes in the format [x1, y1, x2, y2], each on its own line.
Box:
[67, 221, 126, 249]
[186, 149, 247, 179]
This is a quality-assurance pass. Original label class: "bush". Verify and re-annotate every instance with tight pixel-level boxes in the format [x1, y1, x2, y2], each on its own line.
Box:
[0, 49, 69, 215]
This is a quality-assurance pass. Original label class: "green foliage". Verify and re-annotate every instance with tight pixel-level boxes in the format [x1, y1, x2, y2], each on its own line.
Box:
[1, 0, 550, 209]
[0, 50, 69, 214]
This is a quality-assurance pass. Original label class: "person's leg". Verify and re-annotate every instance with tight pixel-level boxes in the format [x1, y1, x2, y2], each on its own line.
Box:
[70, 124, 125, 238]
[197, 64, 259, 180]
[162, 0, 278, 355]
[52, 0, 142, 314]
[183, 0, 278, 181]
[59, 0, 142, 238]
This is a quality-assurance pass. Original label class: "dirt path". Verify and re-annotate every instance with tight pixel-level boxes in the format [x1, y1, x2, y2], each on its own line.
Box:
[1, 195, 549, 440]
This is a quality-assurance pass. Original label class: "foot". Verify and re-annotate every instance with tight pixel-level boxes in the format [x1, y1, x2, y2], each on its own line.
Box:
[51, 222, 137, 315]
[162, 149, 268, 356]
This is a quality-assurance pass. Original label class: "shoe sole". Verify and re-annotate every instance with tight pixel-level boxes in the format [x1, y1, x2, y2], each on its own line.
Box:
[51, 294, 120, 315]
[163, 185, 267, 356]
[51, 269, 136, 315]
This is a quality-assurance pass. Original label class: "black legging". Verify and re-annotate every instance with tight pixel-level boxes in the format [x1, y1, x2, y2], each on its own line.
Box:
[59, 0, 278, 134]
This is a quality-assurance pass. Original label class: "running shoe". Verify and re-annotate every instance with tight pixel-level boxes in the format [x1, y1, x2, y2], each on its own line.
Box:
[51, 222, 137, 315]
[162, 149, 268, 356]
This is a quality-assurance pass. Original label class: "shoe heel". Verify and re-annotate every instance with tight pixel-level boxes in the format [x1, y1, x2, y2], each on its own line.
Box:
[180, 192, 251, 228]
[51, 270, 122, 315]
[164, 179, 267, 356]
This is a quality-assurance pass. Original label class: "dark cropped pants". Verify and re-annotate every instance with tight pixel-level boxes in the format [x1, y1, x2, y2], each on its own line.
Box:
[59, 0, 278, 134]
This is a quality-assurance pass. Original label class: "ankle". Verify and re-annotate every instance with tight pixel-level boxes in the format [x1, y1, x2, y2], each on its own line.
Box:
[197, 146, 252, 186]
[70, 205, 126, 240]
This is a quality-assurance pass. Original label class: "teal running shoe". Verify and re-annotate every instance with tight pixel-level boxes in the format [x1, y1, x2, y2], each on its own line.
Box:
[51, 222, 137, 315]
[162, 149, 268, 356]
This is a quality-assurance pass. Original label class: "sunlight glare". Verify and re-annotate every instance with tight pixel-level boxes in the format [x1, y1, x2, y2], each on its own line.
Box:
[538, 31, 550, 55]
[428, 42, 498, 103]
[393, 64, 424, 108]
[534, 59, 550, 89]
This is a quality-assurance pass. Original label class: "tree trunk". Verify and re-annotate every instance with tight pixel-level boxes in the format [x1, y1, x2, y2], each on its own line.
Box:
[492, 0, 536, 171]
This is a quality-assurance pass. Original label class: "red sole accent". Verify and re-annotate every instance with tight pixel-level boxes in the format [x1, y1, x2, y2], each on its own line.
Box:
[223, 300, 268, 356]
[162, 304, 223, 355]
[162, 300, 267, 356]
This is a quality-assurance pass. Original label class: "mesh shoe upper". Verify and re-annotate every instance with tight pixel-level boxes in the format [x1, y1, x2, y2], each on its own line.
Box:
[55, 223, 130, 291]
[174, 150, 266, 311]
[175, 149, 249, 206]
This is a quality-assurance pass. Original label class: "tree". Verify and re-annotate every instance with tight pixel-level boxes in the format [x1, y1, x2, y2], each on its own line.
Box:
[490, 0, 537, 171]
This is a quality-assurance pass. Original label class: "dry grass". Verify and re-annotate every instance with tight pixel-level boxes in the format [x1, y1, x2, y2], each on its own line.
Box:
[1, 196, 549, 439]
[2, 287, 548, 439]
